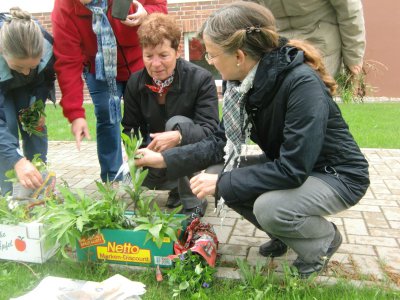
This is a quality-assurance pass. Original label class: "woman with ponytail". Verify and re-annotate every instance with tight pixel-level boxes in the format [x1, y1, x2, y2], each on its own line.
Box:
[134, 2, 370, 278]
[0, 7, 55, 195]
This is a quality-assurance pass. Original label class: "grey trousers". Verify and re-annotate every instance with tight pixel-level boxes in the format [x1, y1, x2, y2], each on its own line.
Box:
[207, 155, 350, 264]
[143, 115, 201, 210]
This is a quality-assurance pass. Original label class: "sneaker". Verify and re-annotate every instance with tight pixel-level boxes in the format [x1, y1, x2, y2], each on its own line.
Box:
[292, 222, 343, 278]
[166, 188, 181, 208]
[259, 238, 288, 257]
[183, 199, 208, 222]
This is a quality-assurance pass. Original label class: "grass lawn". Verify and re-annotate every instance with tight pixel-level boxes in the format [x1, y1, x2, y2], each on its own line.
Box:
[339, 102, 400, 148]
[2, 102, 399, 299]
[1, 258, 398, 300]
[45, 103, 97, 141]
[45, 102, 400, 148]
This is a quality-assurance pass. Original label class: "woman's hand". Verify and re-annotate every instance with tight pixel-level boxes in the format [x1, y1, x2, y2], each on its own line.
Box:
[190, 173, 218, 199]
[135, 148, 167, 168]
[38, 116, 45, 128]
[147, 131, 181, 152]
[14, 157, 43, 189]
[71, 118, 91, 151]
[121, 0, 148, 27]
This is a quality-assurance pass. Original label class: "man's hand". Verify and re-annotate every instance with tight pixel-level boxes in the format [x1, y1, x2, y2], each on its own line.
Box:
[14, 157, 43, 189]
[71, 118, 91, 151]
[121, 0, 148, 27]
[147, 131, 181, 152]
[347, 63, 363, 75]
[135, 148, 166, 168]
[190, 173, 218, 199]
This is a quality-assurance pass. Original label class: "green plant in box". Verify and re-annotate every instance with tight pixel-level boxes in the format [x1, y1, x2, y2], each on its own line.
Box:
[39, 181, 129, 258]
[39, 130, 186, 259]
[121, 131, 186, 248]
[0, 195, 31, 225]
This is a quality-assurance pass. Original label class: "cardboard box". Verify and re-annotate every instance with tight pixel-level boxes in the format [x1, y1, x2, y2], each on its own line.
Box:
[0, 221, 58, 263]
[76, 214, 186, 268]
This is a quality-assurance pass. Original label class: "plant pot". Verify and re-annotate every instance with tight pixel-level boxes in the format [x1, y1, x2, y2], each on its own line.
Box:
[75, 213, 186, 268]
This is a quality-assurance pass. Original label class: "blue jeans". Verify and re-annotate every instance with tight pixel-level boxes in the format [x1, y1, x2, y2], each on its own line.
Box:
[84, 72, 125, 182]
[0, 94, 48, 195]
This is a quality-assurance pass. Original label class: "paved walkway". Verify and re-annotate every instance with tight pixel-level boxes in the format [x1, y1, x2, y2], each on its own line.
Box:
[47, 141, 400, 285]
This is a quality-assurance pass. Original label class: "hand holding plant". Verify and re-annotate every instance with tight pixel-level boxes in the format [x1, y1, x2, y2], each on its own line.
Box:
[5, 154, 47, 184]
[122, 130, 186, 248]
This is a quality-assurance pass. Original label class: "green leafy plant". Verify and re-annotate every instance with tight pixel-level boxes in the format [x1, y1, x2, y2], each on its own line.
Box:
[335, 60, 387, 103]
[120, 131, 148, 212]
[38, 130, 186, 257]
[121, 130, 186, 248]
[166, 250, 216, 299]
[133, 204, 185, 248]
[39, 182, 128, 258]
[18, 100, 46, 136]
[0, 196, 32, 225]
[235, 258, 273, 299]
[336, 69, 366, 103]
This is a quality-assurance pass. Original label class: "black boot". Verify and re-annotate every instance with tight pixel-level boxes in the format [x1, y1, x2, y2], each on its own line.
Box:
[166, 188, 181, 208]
[259, 238, 288, 257]
[183, 199, 208, 223]
[292, 222, 343, 278]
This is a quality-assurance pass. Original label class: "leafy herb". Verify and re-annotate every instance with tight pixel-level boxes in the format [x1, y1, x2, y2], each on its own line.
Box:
[133, 203, 185, 248]
[39, 182, 128, 258]
[121, 130, 186, 248]
[0, 196, 31, 225]
[39, 131, 186, 257]
[166, 250, 216, 299]
[18, 100, 46, 136]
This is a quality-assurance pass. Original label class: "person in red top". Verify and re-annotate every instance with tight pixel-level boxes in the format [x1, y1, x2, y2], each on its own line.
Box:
[51, 0, 167, 183]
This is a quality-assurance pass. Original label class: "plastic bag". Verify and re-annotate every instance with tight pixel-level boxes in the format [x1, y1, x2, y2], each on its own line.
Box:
[169, 218, 219, 267]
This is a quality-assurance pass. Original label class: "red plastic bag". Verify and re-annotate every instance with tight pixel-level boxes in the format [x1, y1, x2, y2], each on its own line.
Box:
[169, 218, 219, 267]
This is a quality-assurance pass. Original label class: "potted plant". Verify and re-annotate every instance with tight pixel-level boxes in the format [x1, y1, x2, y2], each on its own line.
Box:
[38, 132, 186, 266]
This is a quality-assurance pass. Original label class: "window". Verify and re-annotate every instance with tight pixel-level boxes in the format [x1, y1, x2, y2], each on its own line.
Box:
[184, 32, 222, 82]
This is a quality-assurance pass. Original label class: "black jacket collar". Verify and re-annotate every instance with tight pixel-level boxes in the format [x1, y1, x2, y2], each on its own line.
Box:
[249, 46, 304, 108]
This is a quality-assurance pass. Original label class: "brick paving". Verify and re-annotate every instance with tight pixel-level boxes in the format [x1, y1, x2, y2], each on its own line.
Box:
[47, 141, 400, 284]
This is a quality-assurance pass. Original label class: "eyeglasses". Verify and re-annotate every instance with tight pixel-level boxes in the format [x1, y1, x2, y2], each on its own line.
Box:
[204, 52, 223, 62]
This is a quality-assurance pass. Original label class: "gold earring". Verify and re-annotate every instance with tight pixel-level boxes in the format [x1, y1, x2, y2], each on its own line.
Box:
[237, 63, 240, 67]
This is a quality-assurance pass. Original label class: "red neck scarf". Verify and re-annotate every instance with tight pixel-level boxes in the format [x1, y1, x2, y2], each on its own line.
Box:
[145, 72, 175, 96]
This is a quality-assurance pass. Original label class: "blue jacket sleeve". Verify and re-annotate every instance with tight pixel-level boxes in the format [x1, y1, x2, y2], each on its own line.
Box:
[0, 92, 24, 171]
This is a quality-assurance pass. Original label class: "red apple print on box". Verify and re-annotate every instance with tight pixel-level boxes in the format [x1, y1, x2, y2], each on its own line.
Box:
[15, 236, 26, 252]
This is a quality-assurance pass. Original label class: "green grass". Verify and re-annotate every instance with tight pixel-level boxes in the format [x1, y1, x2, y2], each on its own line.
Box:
[46, 102, 400, 148]
[45, 103, 97, 141]
[1, 258, 398, 300]
[338, 102, 400, 148]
